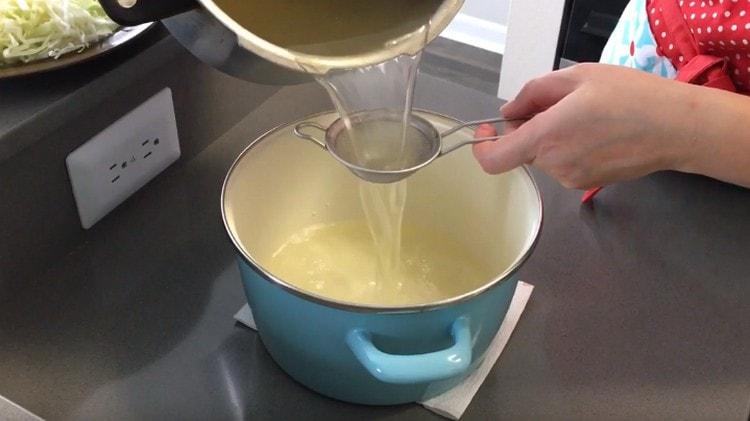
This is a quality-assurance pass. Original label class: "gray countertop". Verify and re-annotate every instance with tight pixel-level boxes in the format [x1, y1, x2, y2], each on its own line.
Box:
[0, 48, 749, 419]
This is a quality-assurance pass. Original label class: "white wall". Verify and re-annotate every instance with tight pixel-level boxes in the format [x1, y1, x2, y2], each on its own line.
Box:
[497, 0, 566, 99]
[440, 0, 509, 54]
[460, 0, 509, 28]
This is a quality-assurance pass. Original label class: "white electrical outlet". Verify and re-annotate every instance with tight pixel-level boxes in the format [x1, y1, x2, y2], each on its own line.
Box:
[66, 88, 180, 229]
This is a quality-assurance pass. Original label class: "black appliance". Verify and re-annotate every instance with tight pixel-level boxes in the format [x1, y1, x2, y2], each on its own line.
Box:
[555, 0, 630, 68]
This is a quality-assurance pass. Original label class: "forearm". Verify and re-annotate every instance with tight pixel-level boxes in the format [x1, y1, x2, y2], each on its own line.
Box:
[673, 84, 750, 188]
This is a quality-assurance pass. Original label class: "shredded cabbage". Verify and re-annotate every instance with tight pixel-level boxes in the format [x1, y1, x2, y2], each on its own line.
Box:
[1, 0, 118, 66]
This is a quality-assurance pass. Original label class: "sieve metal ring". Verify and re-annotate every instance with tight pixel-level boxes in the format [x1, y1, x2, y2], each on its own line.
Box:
[293, 122, 328, 149]
[293, 110, 531, 183]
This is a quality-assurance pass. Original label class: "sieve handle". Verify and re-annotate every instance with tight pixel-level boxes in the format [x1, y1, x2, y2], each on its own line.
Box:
[293, 122, 328, 149]
[440, 116, 530, 138]
[439, 116, 530, 156]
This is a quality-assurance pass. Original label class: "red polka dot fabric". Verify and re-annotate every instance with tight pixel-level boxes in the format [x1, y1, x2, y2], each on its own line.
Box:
[648, 0, 750, 92]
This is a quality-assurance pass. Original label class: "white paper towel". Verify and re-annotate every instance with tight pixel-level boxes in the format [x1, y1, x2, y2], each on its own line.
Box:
[0, 394, 43, 421]
[234, 281, 534, 420]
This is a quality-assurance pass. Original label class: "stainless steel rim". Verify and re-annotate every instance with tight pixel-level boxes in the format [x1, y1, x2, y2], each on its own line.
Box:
[197, 0, 464, 74]
[221, 109, 544, 314]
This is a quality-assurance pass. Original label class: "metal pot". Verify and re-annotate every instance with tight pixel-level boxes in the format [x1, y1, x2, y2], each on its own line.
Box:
[99, 0, 463, 85]
[221, 110, 542, 404]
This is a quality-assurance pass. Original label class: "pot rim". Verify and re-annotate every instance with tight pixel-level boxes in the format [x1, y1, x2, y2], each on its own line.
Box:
[197, 0, 464, 75]
[221, 110, 544, 314]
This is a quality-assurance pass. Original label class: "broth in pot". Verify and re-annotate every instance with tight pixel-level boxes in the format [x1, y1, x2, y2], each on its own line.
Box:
[212, 0, 443, 56]
[223, 112, 542, 308]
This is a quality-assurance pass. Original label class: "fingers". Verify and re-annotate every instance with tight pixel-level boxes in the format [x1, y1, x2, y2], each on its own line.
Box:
[472, 124, 499, 173]
[500, 69, 580, 119]
[473, 66, 587, 175]
[473, 121, 538, 174]
[474, 123, 497, 138]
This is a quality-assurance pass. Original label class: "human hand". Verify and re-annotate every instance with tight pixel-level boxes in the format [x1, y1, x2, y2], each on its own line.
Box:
[472, 63, 697, 189]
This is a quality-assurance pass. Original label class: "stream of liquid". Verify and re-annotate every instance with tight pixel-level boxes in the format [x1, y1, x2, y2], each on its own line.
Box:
[213, 1, 484, 303]
[317, 52, 423, 288]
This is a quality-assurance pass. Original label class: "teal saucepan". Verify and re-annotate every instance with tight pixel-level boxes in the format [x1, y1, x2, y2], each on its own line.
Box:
[221, 110, 542, 404]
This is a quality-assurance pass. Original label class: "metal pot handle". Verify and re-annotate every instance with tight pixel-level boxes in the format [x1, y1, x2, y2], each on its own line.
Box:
[99, 0, 196, 26]
[346, 317, 472, 384]
[293, 122, 328, 149]
[439, 116, 531, 156]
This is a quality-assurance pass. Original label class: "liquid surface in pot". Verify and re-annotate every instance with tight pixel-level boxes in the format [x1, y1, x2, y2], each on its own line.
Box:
[211, 0, 442, 56]
[268, 220, 492, 306]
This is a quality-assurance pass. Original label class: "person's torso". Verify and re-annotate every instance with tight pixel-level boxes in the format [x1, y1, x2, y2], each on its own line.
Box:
[601, 0, 750, 94]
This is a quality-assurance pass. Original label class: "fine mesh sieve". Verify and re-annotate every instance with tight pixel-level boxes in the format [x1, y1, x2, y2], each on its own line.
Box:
[294, 109, 526, 183]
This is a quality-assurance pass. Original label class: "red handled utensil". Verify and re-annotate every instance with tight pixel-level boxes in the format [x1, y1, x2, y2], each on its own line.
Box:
[581, 187, 603, 203]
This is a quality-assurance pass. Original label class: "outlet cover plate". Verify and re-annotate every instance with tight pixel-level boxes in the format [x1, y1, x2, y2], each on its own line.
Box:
[66, 88, 180, 229]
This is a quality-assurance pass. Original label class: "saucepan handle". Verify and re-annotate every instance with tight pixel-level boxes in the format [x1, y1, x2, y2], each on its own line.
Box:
[99, 0, 197, 26]
[293, 122, 328, 149]
[438, 116, 530, 156]
[346, 317, 472, 384]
